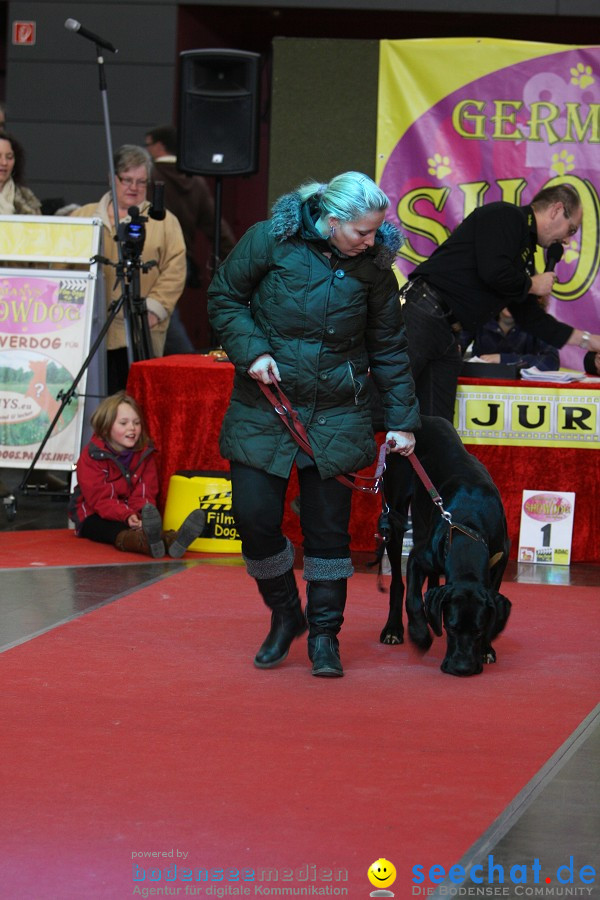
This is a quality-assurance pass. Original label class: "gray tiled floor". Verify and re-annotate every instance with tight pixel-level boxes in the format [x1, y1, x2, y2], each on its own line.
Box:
[486, 712, 599, 897]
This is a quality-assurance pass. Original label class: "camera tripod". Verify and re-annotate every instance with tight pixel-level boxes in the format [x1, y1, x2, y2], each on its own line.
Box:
[15, 230, 158, 498]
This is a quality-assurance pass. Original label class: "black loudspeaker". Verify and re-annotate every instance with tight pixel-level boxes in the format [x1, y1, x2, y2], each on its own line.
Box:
[178, 49, 261, 177]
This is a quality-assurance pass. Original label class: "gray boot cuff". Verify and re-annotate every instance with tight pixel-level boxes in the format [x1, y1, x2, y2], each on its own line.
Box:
[303, 556, 354, 581]
[244, 538, 295, 579]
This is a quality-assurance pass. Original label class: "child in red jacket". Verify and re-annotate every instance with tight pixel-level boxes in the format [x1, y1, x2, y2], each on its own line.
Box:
[69, 391, 205, 557]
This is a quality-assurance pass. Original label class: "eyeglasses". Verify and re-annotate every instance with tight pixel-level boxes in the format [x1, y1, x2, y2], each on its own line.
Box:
[562, 205, 579, 237]
[117, 175, 148, 188]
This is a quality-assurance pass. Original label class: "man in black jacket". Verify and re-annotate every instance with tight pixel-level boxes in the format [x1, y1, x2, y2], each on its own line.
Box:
[144, 124, 237, 352]
[144, 125, 236, 277]
[401, 183, 599, 419]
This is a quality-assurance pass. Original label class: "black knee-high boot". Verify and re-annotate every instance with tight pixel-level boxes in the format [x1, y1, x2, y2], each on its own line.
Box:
[306, 579, 347, 677]
[254, 568, 307, 669]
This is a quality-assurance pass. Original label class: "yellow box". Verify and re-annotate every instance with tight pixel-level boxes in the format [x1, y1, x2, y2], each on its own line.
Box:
[163, 472, 241, 553]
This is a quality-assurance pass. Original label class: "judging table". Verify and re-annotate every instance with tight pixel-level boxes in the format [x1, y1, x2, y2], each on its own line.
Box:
[127, 355, 600, 562]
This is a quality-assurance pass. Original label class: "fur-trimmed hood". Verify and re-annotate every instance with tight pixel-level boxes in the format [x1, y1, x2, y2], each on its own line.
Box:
[269, 190, 404, 269]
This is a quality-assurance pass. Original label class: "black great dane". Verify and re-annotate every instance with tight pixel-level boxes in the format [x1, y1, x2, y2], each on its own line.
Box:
[380, 415, 511, 676]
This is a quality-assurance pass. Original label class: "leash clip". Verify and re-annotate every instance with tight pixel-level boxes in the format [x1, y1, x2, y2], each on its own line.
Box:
[376, 502, 391, 544]
[435, 498, 453, 524]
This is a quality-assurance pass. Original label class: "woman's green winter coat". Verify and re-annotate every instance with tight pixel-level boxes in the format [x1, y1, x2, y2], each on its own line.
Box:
[207, 192, 420, 480]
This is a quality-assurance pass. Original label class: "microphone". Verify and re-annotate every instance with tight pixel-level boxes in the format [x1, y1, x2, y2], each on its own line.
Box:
[64, 18, 118, 54]
[545, 242, 564, 272]
[149, 182, 166, 221]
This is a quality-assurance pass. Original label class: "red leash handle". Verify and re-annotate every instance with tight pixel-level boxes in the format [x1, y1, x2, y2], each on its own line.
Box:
[407, 452, 452, 522]
[258, 380, 387, 495]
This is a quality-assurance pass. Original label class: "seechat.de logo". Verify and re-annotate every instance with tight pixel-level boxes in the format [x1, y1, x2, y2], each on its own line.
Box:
[411, 855, 595, 893]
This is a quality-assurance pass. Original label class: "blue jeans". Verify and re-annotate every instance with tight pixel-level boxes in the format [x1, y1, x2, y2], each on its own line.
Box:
[402, 281, 463, 422]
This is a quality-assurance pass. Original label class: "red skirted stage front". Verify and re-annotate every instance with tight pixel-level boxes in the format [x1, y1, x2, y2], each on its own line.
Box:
[127, 355, 600, 562]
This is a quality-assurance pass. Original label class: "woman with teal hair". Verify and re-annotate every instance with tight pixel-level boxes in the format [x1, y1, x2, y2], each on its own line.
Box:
[208, 171, 420, 678]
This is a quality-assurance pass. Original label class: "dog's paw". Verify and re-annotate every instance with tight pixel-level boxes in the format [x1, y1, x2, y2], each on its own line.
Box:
[380, 628, 404, 645]
[408, 623, 433, 651]
[483, 645, 497, 665]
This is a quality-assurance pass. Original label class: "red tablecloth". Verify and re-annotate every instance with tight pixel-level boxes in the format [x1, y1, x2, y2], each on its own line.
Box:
[127, 356, 600, 562]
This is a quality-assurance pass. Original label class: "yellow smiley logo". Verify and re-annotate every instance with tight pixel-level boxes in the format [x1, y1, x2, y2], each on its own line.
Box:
[367, 858, 397, 888]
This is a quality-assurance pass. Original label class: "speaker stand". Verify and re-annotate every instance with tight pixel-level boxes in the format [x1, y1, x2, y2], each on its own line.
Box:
[209, 174, 223, 348]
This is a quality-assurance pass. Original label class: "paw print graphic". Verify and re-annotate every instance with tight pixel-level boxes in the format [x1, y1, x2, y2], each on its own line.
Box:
[570, 62, 594, 89]
[563, 239, 580, 265]
[551, 150, 575, 176]
[427, 153, 452, 179]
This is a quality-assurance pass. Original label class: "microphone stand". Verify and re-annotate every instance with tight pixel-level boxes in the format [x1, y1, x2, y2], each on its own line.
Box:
[96, 40, 147, 370]
[17, 39, 155, 498]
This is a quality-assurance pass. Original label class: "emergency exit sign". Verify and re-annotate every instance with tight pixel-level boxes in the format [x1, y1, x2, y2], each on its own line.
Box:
[12, 21, 36, 45]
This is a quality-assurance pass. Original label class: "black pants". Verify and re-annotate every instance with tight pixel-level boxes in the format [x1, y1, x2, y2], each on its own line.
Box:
[402, 280, 463, 422]
[230, 459, 352, 563]
[79, 514, 124, 545]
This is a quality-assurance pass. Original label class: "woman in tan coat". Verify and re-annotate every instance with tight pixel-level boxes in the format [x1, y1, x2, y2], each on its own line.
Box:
[73, 145, 186, 392]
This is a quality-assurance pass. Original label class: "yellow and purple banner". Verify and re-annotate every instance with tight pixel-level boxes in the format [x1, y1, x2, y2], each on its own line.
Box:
[0, 216, 103, 469]
[376, 38, 600, 371]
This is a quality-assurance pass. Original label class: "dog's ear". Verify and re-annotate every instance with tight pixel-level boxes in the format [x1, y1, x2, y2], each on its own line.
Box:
[487, 592, 512, 638]
[424, 586, 448, 636]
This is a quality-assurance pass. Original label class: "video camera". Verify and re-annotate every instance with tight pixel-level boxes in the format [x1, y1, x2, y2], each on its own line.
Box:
[117, 206, 147, 261]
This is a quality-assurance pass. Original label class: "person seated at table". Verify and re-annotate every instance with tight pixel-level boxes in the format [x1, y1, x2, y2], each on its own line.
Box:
[583, 350, 600, 375]
[69, 391, 205, 558]
[460, 307, 559, 371]
[71, 145, 186, 393]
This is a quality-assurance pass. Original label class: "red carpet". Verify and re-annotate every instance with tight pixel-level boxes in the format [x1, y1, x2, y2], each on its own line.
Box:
[0, 529, 221, 567]
[1, 565, 598, 898]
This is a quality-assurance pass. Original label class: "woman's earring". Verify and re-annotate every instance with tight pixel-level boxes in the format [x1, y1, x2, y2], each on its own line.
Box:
[329, 225, 336, 238]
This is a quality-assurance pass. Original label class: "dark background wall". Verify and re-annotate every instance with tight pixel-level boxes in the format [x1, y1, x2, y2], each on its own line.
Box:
[4, 1, 600, 230]
[3, 1, 600, 348]
[5, 3, 179, 212]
